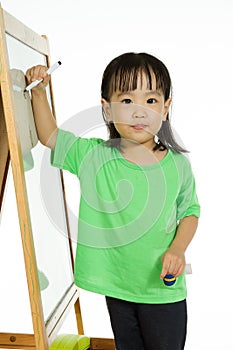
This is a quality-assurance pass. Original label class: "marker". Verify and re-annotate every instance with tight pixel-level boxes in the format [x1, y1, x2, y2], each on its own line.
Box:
[25, 61, 61, 91]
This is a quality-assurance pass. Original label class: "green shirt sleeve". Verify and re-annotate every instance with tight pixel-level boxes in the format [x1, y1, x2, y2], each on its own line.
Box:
[50, 128, 104, 176]
[176, 155, 200, 220]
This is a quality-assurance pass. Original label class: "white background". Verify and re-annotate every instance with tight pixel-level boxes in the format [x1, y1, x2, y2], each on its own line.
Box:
[0, 0, 233, 349]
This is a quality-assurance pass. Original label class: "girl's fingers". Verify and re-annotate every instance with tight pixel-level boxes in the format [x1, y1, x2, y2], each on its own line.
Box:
[175, 264, 185, 277]
[33, 65, 47, 79]
[160, 263, 169, 279]
[26, 65, 48, 84]
[170, 259, 182, 276]
[161, 251, 186, 279]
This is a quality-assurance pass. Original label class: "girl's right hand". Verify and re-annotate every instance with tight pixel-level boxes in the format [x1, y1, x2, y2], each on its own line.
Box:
[25, 65, 51, 91]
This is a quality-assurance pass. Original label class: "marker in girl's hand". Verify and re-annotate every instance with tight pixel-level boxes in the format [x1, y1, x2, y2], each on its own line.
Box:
[25, 61, 61, 92]
[163, 274, 176, 286]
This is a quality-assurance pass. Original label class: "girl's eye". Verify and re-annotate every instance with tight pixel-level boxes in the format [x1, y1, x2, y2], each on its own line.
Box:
[121, 99, 132, 104]
[147, 98, 157, 104]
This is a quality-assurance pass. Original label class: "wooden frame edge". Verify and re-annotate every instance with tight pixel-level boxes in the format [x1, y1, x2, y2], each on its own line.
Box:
[0, 5, 85, 348]
[0, 333, 35, 349]
[0, 5, 48, 349]
[46, 284, 79, 345]
[90, 337, 115, 350]
[3, 9, 49, 55]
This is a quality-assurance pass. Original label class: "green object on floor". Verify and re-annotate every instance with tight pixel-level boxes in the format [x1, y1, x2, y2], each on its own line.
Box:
[50, 334, 90, 350]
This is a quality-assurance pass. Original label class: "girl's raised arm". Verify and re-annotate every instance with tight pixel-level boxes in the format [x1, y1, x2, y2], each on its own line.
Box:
[25, 65, 58, 149]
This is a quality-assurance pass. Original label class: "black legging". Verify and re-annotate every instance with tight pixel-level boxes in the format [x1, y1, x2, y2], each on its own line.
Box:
[106, 296, 187, 350]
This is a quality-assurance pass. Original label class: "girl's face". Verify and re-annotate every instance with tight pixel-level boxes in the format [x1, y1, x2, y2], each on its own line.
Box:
[102, 72, 171, 150]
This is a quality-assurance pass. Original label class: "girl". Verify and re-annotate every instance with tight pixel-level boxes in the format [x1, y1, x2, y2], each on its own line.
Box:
[26, 52, 200, 350]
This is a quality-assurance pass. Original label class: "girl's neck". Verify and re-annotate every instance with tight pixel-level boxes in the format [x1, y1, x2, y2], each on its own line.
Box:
[119, 139, 167, 166]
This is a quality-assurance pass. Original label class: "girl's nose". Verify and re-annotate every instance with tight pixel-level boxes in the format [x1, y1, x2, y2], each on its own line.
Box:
[132, 105, 147, 118]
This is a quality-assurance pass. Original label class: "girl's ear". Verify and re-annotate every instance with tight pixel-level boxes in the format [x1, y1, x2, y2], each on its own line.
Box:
[162, 98, 172, 121]
[101, 98, 112, 122]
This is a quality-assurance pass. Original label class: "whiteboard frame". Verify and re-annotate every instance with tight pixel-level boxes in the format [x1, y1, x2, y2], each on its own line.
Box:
[0, 6, 83, 349]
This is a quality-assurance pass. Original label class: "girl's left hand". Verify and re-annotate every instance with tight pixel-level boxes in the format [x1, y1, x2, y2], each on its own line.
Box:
[160, 246, 186, 279]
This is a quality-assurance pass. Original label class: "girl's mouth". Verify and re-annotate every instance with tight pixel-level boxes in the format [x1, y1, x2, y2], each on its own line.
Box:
[132, 124, 147, 130]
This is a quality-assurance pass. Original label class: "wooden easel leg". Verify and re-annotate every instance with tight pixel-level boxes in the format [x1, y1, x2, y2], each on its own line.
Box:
[74, 297, 85, 335]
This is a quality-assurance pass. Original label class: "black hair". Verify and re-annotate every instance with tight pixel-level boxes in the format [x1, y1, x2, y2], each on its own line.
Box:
[101, 52, 187, 153]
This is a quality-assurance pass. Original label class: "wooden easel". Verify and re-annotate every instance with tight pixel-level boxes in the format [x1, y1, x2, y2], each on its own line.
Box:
[0, 6, 114, 350]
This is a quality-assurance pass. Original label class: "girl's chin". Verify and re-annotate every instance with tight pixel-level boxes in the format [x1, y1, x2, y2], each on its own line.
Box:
[120, 137, 156, 148]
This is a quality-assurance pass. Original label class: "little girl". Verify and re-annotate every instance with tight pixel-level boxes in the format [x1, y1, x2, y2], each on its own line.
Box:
[26, 52, 200, 350]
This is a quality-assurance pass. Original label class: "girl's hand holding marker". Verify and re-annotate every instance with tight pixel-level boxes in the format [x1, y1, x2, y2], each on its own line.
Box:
[25, 61, 61, 92]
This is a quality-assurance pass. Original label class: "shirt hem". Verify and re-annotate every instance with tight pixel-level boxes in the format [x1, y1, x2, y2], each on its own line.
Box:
[75, 278, 187, 304]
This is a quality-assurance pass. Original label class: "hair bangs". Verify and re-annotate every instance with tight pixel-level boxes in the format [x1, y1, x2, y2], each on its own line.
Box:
[101, 52, 171, 101]
[110, 64, 158, 95]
